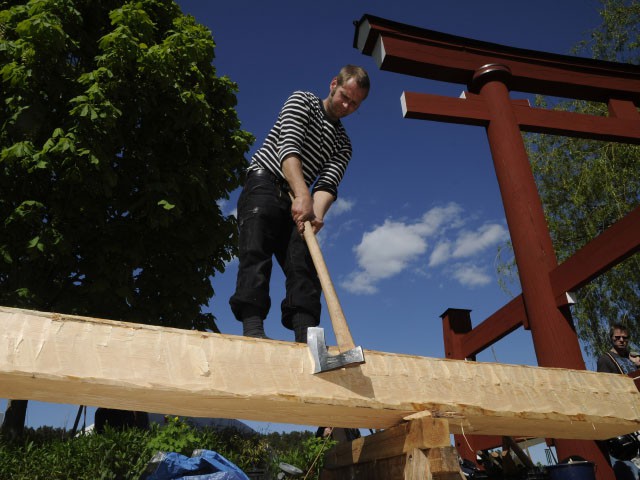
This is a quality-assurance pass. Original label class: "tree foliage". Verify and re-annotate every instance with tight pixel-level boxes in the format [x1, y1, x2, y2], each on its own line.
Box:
[523, 0, 640, 358]
[0, 0, 253, 439]
[0, 0, 253, 328]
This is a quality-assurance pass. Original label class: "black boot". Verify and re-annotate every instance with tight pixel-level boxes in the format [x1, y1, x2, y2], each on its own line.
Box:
[292, 312, 316, 343]
[242, 316, 270, 339]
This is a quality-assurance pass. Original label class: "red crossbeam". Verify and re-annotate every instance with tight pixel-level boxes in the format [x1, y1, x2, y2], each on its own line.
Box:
[402, 91, 640, 143]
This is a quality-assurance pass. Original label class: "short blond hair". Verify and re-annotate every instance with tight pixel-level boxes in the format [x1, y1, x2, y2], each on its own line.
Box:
[336, 65, 370, 93]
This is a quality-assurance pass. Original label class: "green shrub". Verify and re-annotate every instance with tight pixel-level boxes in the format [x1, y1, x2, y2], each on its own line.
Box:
[146, 417, 200, 457]
[269, 435, 337, 479]
[0, 426, 150, 479]
[0, 422, 331, 479]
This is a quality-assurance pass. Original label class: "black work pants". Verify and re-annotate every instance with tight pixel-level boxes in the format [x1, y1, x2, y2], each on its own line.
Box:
[229, 171, 321, 329]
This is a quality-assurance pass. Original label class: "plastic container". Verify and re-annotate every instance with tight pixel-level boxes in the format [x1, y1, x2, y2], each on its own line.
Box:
[547, 461, 596, 480]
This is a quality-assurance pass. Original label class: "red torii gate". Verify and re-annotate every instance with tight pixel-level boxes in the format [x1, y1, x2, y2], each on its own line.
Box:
[353, 14, 640, 479]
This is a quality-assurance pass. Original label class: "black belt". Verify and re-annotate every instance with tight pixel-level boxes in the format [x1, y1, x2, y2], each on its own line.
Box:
[248, 168, 290, 192]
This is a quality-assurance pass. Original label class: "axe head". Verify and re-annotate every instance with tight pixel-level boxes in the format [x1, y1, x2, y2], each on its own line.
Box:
[307, 327, 365, 374]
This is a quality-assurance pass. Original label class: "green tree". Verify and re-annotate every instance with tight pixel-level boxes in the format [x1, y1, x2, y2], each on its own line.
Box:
[0, 0, 253, 438]
[518, 0, 640, 359]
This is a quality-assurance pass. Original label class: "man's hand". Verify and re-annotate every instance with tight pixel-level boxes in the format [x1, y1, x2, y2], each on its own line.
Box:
[291, 194, 314, 234]
[281, 155, 334, 235]
[309, 216, 325, 234]
[282, 154, 315, 234]
[292, 203, 324, 235]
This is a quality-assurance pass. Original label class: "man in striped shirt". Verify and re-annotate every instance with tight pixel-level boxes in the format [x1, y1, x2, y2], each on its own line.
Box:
[229, 65, 370, 342]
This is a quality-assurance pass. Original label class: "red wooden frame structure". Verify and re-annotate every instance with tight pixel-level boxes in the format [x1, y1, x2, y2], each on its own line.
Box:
[354, 14, 640, 479]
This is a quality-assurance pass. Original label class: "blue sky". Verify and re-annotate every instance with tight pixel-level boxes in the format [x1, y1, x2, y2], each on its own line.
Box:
[193, 0, 603, 361]
[2, 0, 606, 439]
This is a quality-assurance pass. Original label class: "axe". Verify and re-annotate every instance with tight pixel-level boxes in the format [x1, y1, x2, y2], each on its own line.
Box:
[296, 207, 365, 374]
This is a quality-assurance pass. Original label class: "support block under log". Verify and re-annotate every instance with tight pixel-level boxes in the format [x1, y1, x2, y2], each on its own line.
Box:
[322, 419, 462, 480]
[320, 448, 463, 480]
[423, 447, 464, 480]
[1, 306, 640, 439]
[324, 417, 451, 469]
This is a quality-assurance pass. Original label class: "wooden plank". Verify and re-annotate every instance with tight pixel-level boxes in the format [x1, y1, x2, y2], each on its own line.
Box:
[1, 306, 640, 439]
[356, 15, 640, 102]
[321, 454, 407, 480]
[550, 206, 640, 294]
[323, 445, 462, 480]
[401, 92, 490, 126]
[401, 91, 640, 144]
[404, 448, 430, 480]
[425, 447, 464, 480]
[502, 436, 536, 469]
[324, 417, 450, 469]
[608, 99, 640, 119]
[514, 105, 640, 143]
[457, 297, 527, 358]
[323, 416, 461, 479]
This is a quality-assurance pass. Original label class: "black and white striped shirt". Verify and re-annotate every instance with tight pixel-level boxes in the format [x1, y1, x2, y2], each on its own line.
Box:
[248, 91, 352, 198]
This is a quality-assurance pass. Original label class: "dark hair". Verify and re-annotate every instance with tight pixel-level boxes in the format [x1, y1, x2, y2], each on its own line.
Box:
[609, 323, 629, 338]
[336, 65, 370, 93]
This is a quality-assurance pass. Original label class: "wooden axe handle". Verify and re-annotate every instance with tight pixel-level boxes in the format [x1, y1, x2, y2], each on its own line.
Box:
[301, 220, 357, 353]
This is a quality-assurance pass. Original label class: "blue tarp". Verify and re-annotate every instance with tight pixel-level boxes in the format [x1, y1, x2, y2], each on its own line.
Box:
[144, 449, 250, 480]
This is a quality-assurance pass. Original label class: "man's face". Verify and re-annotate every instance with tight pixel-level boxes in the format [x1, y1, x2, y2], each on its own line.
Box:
[612, 328, 629, 351]
[326, 77, 367, 120]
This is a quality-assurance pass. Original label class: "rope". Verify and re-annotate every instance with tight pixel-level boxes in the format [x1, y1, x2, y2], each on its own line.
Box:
[303, 427, 335, 480]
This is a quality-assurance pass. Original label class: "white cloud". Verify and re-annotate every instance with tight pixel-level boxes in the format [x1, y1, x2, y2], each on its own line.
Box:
[326, 197, 354, 218]
[452, 224, 509, 258]
[450, 263, 492, 287]
[429, 242, 451, 267]
[428, 224, 508, 267]
[354, 220, 427, 279]
[342, 202, 507, 294]
[413, 202, 463, 236]
[341, 271, 379, 294]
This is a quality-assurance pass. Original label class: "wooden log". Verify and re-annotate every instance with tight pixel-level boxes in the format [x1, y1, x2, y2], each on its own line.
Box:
[1, 306, 640, 439]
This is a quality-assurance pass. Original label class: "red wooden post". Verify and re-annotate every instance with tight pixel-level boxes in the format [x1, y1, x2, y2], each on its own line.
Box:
[441, 308, 502, 464]
[470, 64, 614, 479]
[441, 308, 473, 360]
[470, 64, 584, 370]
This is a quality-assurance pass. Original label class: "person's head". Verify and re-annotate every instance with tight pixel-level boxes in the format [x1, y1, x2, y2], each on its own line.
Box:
[324, 65, 369, 121]
[609, 323, 630, 354]
[335, 65, 370, 93]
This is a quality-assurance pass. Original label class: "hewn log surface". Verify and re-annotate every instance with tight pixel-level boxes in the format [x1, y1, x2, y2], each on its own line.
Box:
[1, 306, 639, 439]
